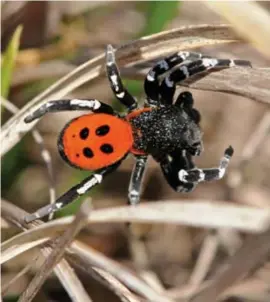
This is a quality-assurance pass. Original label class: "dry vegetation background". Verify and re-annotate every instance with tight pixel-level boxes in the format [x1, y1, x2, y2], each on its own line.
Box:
[1, 1, 270, 302]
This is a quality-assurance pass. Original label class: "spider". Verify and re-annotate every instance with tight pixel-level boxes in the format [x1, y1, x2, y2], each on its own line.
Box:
[24, 45, 251, 223]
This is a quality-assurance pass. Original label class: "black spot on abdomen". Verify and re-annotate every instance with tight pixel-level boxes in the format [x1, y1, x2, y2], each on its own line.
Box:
[100, 144, 114, 154]
[83, 147, 94, 158]
[96, 125, 110, 136]
[80, 127, 89, 140]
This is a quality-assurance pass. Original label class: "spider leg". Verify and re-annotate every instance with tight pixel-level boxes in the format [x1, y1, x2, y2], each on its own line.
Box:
[24, 99, 115, 123]
[144, 51, 207, 106]
[178, 146, 234, 184]
[24, 161, 122, 223]
[175, 91, 201, 124]
[106, 45, 137, 111]
[128, 155, 148, 205]
[160, 57, 252, 103]
[159, 150, 196, 193]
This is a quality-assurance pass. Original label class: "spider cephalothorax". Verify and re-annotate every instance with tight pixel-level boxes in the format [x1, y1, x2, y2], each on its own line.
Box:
[128, 104, 203, 156]
[23, 44, 251, 223]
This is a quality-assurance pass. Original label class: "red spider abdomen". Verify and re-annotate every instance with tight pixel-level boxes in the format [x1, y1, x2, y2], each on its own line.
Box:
[58, 113, 133, 170]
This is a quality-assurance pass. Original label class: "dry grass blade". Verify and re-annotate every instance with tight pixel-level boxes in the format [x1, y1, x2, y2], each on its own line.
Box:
[91, 267, 141, 302]
[227, 111, 270, 189]
[1, 200, 172, 302]
[1, 97, 56, 218]
[240, 112, 270, 162]
[167, 276, 270, 301]
[190, 226, 270, 302]
[188, 233, 219, 293]
[204, 1, 270, 59]
[1, 200, 95, 302]
[2, 200, 270, 265]
[1, 238, 48, 264]
[1, 257, 38, 295]
[182, 67, 270, 106]
[222, 263, 270, 301]
[1, 96, 19, 114]
[122, 66, 270, 105]
[18, 199, 93, 302]
[11, 60, 74, 86]
[67, 243, 172, 302]
[1, 24, 242, 156]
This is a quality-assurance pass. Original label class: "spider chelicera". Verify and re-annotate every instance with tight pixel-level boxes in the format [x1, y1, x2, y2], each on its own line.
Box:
[24, 45, 251, 223]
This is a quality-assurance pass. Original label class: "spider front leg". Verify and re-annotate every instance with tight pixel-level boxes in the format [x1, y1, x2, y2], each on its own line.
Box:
[178, 146, 234, 184]
[106, 45, 137, 111]
[24, 99, 115, 123]
[24, 161, 121, 223]
[128, 155, 148, 205]
[159, 150, 196, 193]
[175, 91, 201, 124]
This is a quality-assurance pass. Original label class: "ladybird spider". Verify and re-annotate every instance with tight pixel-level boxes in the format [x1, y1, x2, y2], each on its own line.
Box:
[24, 45, 251, 223]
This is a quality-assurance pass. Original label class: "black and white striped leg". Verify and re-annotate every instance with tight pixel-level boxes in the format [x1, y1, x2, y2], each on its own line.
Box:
[24, 99, 115, 123]
[160, 58, 252, 102]
[106, 45, 137, 111]
[128, 155, 148, 205]
[1, 98, 56, 219]
[159, 150, 196, 193]
[178, 146, 234, 184]
[24, 161, 122, 223]
[144, 51, 206, 106]
[175, 91, 201, 124]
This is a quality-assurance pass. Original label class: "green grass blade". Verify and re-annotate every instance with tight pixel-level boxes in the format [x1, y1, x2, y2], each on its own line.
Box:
[142, 1, 180, 36]
[1, 25, 23, 98]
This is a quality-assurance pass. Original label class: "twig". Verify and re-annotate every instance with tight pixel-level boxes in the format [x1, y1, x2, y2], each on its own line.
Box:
[1, 24, 243, 156]
[18, 199, 93, 302]
[1, 200, 94, 302]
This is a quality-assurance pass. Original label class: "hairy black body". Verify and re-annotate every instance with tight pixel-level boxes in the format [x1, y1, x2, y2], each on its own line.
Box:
[128, 105, 202, 157]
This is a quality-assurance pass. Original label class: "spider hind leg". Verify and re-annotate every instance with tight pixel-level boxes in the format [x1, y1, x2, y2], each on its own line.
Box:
[24, 161, 122, 223]
[159, 57, 251, 103]
[144, 51, 204, 106]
